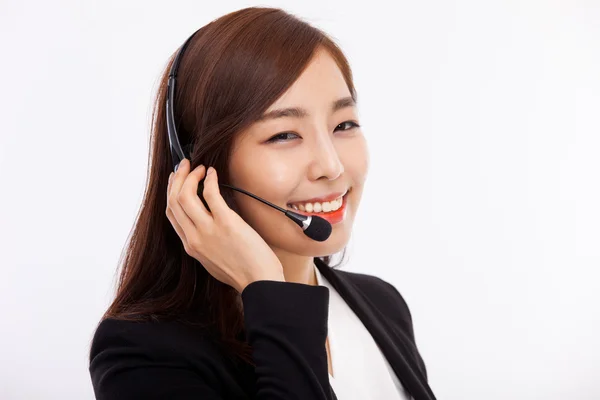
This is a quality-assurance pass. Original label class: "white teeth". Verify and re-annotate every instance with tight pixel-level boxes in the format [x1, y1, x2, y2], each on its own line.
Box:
[289, 195, 345, 214]
[331, 199, 341, 211]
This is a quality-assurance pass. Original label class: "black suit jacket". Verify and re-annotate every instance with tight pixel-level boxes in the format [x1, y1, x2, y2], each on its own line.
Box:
[89, 257, 436, 399]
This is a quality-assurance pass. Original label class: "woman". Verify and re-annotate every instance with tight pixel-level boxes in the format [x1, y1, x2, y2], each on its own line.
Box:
[89, 6, 436, 400]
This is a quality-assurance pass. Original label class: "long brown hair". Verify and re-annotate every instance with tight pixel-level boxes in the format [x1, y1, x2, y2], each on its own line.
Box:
[101, 6, 355, 365]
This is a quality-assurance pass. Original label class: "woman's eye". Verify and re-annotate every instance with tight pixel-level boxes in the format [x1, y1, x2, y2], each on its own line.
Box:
[335, 120, 360, 131]
[266, 132, 299, 143]
[266, 121, 360, 143]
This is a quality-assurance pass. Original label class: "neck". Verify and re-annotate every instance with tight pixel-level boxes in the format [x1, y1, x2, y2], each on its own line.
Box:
[272, 250, 318, 286]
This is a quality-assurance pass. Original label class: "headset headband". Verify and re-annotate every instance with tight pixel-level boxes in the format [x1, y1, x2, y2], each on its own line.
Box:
[165, 29, 201, 171]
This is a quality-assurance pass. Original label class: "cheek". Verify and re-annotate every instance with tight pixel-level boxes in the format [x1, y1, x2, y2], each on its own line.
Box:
[230, 143, 298, 192]
[342, 135, 370, 185]
[228, 153, 296, 228]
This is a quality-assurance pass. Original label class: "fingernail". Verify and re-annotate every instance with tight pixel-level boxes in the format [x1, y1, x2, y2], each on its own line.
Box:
[175, 158, 187, 172]
[207, 166, 214, 175]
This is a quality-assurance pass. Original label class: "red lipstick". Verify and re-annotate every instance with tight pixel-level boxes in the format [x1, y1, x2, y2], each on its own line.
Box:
[287, 190, 350, 225]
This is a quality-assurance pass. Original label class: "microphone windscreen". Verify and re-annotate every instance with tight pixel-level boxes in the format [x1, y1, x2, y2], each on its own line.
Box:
[304, 216, 332, 242]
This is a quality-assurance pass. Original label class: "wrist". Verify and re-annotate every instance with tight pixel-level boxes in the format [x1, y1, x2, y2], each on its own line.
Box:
[238, 270, 286, 293]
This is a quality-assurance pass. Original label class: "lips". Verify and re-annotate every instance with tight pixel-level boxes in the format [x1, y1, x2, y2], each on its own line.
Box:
[286, 189, 351, 225]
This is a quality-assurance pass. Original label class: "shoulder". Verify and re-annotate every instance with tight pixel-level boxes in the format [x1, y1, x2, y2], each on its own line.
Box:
[91, 317, 211, 354]
[89, 318, 222, 384]
[89, 317, 223, 363]
[88, 318, 241, 399]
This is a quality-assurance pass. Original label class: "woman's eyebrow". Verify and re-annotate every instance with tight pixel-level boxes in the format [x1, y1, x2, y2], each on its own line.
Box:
[257, 96, 356, 121]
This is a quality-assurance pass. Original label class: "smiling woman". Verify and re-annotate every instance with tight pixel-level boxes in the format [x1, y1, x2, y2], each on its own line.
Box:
[227, 46, 367, 263]
[88, 6, 436, 400]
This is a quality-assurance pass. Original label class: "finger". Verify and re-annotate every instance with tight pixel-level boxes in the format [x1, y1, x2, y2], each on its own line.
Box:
[179, 163, 212, 226]
[169, 158, 189, 202]
[166, 173, 191, 249]
[165, 168, 189, 237]
[166, 205, 189, 247]
[168, 158, 198, 235]
[167, 172, 174, 193]
[202, 167, 230, 221]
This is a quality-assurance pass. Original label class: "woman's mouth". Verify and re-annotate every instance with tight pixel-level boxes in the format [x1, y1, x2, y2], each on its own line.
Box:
[286, 189, 350, 225]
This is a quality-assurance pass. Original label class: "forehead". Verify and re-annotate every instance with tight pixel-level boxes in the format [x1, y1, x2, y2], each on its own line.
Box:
[265, 48, 351, 112]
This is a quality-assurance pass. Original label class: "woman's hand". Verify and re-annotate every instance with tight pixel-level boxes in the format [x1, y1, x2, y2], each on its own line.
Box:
[166, 159, 285, 293]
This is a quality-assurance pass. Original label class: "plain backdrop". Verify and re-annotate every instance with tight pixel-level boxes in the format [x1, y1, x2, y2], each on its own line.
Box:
[1, 0, 599, 399]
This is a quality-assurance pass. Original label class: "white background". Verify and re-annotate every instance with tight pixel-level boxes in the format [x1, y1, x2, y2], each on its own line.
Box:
[1, 0, 599, 399]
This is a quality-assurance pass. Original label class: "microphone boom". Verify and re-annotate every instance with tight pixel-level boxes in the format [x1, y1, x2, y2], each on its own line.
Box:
[197, 180, 332, 241]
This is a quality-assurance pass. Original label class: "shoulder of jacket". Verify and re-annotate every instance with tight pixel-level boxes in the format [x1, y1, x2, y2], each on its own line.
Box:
[89, 317, 220, 363]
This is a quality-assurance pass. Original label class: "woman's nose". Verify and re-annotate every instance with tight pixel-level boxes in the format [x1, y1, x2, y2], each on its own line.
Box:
[307, 135, 344, 181]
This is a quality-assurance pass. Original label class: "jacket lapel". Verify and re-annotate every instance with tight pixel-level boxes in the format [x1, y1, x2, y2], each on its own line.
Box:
[314, 258, 436, 400]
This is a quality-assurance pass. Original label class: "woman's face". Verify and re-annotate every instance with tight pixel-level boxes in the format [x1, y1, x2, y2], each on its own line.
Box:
[228, 48, 369, 258]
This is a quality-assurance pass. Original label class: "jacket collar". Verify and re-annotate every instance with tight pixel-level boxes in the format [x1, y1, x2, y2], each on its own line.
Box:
[314, 257, 436, 400]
